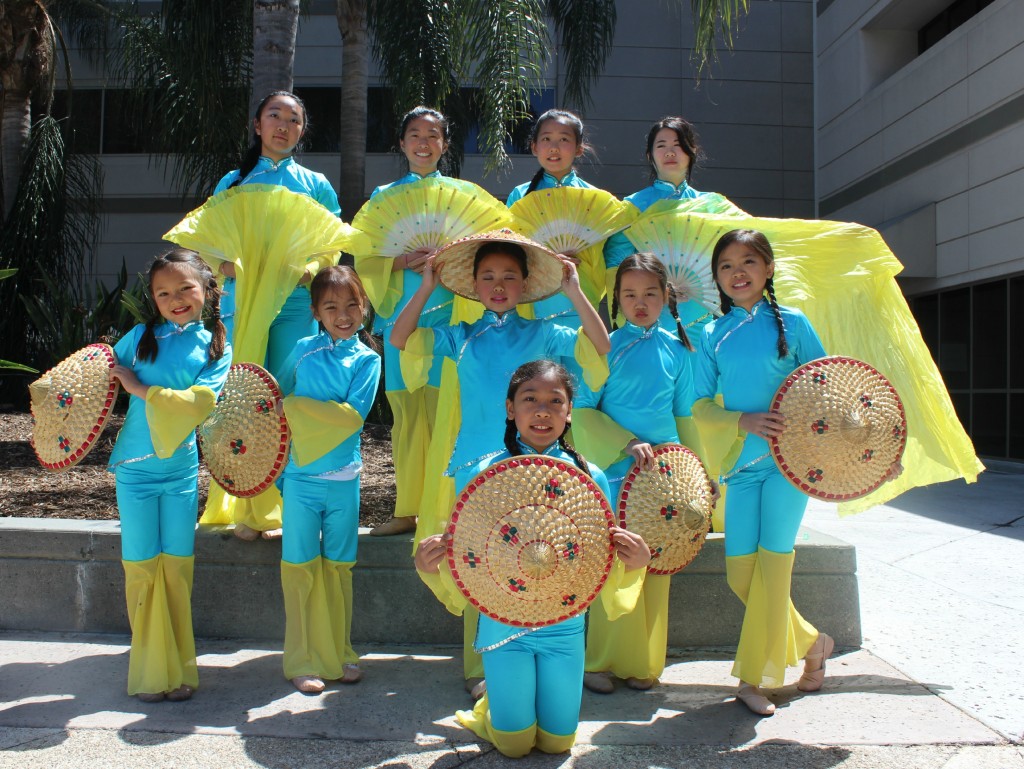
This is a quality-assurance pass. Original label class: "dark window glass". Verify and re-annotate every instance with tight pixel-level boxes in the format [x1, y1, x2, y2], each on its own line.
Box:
[102, 90, 166, 154]
[950, 390, 971, 435]
[971, 393, 1006, 457]
[939, 288, 970, 389]
[1010, 393, 1024, 460]
[919, 0, 995, 54]
[972, 280, 1006, 389]
[51, 89, 102, 154]
[1011, 277, 1024, 389]
[366, 87, 398, 153]
[293, 87, 341, 153]
[910, 294, 939, 361]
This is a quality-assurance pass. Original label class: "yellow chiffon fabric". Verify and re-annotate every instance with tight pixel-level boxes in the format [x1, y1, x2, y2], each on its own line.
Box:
[283, 395, 364, 467]
[144, 385, 217, 459]
[585, 573, 671, 681]
[281, 557, 357, 680]
[456, 696, 576, 757]
[386, 386, 440, 519]
[163, 185, 366, 529]
[354, 252, 404, 321]
[123, 554, 197, 695]
[727, 548, 819, 688]
[635, 208, 981, 512]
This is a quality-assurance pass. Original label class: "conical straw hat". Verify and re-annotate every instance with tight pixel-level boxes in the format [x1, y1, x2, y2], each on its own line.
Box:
[435, 229, 565, 304]
[29, 344, 120, 471]
[617, 444, 713, 575]
[198, 363, 289, 497]
[770, 356, 907, 501]
[447, 455, 615, 627]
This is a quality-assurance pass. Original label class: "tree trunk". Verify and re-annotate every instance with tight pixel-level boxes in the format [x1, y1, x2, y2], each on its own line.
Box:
[0, 90, 32, 221]
[337, 0, 368, 220]
[250, 0, 300, 120]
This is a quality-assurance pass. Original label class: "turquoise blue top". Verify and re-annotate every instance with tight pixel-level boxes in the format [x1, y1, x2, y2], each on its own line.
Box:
[214, 155, 341, 215]
[506, 169, 596, 322]
[278, 331, 381, 477]
[368, 170, 455, 334]
[431, 309, 582, 479]
[693, 299, 826, 474]
[577, 320, 691, 485]
[471, 439, 611, 653]
[214, 155, 341, 325]
[109, 321, 232, 472]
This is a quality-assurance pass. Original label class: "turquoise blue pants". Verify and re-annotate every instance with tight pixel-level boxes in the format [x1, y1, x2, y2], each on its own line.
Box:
[281, 474, 359, 564]
[482, 617, 584, 736]
[115, 461, 198, 562]
[724, 459, 808, 557]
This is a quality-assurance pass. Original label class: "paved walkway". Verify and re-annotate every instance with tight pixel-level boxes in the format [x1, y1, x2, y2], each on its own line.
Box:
[1, 464, 1022, 768]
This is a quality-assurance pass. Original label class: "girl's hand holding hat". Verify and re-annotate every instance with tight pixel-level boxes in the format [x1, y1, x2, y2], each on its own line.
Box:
[414, 532, 449, 573]
[611, 526, 652, 571]
[627, 439, 656, 472]
[110, 365, 148, 399]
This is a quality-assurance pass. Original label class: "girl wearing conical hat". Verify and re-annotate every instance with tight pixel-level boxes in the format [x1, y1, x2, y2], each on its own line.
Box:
[108, 249, 231, 703]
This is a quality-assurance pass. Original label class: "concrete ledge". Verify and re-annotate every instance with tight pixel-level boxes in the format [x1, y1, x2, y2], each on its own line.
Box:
[0, 518, 861, 647]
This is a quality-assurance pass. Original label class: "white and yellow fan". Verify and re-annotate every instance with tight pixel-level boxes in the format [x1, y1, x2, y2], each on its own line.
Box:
[642, 192, 747, 220]
[351, 177, 512, 257]
[510, 187, 636, 255]
[625, 210, 737, 316]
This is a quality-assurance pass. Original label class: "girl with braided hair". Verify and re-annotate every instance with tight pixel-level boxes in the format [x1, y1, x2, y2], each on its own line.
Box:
[414, 360, 649, 758]
[571, 253, 705, 695]
[692, 229, 832, 715]
[108, 248, 231, 702]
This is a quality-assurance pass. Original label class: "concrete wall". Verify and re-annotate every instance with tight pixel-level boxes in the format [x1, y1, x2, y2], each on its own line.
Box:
[0, 519, 862, 648]
[58, 0, 816, 286]
[815, 0, 1024, 295]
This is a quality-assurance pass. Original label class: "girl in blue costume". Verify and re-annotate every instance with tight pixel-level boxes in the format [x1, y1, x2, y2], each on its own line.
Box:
[392, 233, 611, 696]
[276, 266, 381, 694]
[214, 90, 342, 541]
[414, 360, 650, 758]
[506, 110, 602, 340]
[574, 253, 705, 694]
[108, 248, 231, 702]
[354, 107, 457, 537]
[692, 229, 899, 715]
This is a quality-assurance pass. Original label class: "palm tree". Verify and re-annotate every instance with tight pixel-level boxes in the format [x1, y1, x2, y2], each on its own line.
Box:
[334, 0, 749, 216]
[251, 0, 301, 120]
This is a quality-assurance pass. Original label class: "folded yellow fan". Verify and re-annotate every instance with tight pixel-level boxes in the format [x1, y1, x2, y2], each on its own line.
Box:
[351, 177, 512, 257]
[509, 187, 636, 255]
[625, 210, 735, 315]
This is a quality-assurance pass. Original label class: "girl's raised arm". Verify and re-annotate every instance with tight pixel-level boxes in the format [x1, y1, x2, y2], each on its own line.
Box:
[560, 258, 610, 354]
[389, 256, 437, 350]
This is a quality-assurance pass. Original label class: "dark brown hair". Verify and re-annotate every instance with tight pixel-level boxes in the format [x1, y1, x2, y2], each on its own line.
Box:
[229, 91, 308, 189]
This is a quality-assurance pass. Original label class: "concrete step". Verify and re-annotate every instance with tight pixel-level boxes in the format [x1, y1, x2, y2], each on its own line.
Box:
[0, 518, 861, 647]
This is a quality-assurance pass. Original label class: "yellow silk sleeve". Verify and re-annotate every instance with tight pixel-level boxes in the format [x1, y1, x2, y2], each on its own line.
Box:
[398, 327, 435, 393]
[598, 558, 647, 621]
[572, 407, 634, 469]
[144, 385, 217, 459]
[354, 253, 404, 319]
[577, 243, 607, 309]
[691, 397, 744, 475]
[282, 395, 365, 467]
[574, 333, 609, 391]
[417, 564, 468, 617]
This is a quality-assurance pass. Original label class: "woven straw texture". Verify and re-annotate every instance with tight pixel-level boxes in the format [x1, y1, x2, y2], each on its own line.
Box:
[770, 356, 907, 501]
[351, 177, 512, 257]
[435, 229, 565, 304]
[509, 187, 636, 255]
[618, 444, 713, 575]
[198, 363, 289, 497]
[29, 344, 120, 472]
[447, 456, 615, 627]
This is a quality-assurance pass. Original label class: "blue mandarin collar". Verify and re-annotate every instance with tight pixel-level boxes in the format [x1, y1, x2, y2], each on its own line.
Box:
[516, 436, 561, 455]
[256, 155, 295, 172]
[543, 169, 579, 187]
[622, 319, 660, 338]
[653, 178, 691, 197]
[483, 308, 520, 326]
[728, 298, 768, 318]
[159, 319, 204, 334]
[317, 329, 362, 352]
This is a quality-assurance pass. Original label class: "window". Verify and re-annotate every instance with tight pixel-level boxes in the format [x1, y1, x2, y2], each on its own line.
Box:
[918, 0, 994, 54]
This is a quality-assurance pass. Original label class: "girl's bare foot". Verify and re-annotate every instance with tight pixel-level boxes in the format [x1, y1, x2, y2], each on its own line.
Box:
[292, 675, 326, 694]
[166, 684, 194, 702]
[233, 523, 259, 541]
[370, 516, 417, 536]
[737, 684, 775, 715]
[341, 664, 362, 684]
[137, 691, 165, 703]
[261, 528, 283, 540]
[583, 671, 614, 694]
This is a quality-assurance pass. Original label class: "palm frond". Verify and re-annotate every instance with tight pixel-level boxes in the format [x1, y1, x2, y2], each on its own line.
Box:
[108, 0, 253, 198]
[548, 0, 617, 111]
[686, 0, 750, 74]
[460, 0, 549, 173]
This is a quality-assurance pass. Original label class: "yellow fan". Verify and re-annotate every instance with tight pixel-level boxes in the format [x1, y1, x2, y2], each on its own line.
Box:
[625, 210, 736, 316]
[351, 177, 512, 257]
[642, 192, 747, 219]
[510, 187, 636, 255]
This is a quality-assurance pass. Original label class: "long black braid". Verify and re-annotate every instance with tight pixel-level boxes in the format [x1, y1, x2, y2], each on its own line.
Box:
[711, 229, 789, 360]
[229, 91, 308, 189]
[611, 253, 692, 350]
[524, 109, 590, 197]
[504, 360, 591, 475]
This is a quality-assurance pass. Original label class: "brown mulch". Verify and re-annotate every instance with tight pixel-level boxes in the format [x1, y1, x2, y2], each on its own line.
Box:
[0, 411, 396, 527]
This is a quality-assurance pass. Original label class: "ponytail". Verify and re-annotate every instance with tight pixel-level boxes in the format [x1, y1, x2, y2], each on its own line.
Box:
[228, 144, 261, 189]
[204, 274, 227, 362]
[524, 167, 547, 197]
[764, 277, 789, 359]
[136, 316, 160, 363]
